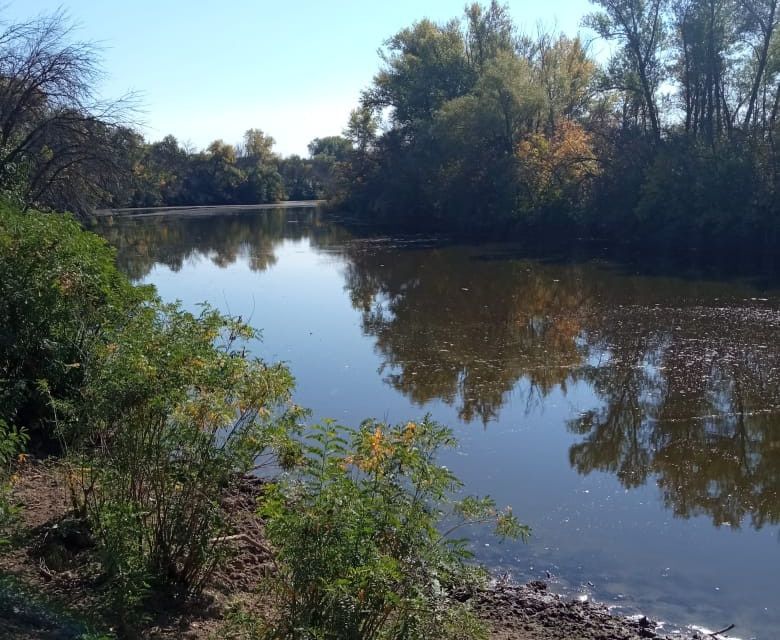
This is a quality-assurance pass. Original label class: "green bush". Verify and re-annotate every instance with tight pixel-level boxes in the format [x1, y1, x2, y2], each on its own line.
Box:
[0, 419, 28, 545]
[261, 417, 528, 640]
[0, 204, 146, 449]
[70, 302, 304, 618]
[0, 205, 304, 620]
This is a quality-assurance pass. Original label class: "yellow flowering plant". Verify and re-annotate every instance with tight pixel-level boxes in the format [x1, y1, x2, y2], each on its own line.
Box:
[1, 206, 307, 625]
[261, 416, 528, 640]
[71, 301, 304, 625]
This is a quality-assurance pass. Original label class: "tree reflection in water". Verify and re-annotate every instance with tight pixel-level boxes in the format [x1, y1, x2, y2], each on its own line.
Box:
[96, 212, 780, 532]
[571, 305, 780, 529]
[95, 208, 347, 280]
[339, 241, 591, 423]
[333, 239, 780, 531]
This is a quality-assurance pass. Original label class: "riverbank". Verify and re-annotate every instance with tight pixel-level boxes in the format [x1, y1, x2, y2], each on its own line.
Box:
[93, 201, 323, 218]
[0, 460, 715, 640]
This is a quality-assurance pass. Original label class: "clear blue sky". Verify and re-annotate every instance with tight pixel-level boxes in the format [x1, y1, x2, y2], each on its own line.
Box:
[8, 1, 596, 156]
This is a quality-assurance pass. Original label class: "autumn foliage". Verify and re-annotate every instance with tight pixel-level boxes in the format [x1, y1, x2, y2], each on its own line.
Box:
[517, 121, 599, 216]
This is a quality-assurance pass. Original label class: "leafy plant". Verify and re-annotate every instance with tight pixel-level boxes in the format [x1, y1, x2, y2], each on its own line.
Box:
[0, 204, 311, 625]
[0, 418, 28, 545]
[261, 417, 528, 640]
[70, 302, 304, 620]
[216, 604, 268, 640]
[0, 205, 146, 450]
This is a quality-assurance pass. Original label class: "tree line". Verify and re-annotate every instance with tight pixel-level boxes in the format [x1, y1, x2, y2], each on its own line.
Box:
[327, 0, 780, 254]
[0, 9, 352, 214]
[106, 130, 352, 209]
[3, 1, 780, 247]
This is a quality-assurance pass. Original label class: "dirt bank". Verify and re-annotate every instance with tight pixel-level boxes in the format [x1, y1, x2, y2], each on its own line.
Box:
[0, 461, 715, 639]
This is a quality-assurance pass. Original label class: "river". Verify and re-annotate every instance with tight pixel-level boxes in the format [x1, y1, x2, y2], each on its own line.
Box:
[95, 207, 780, 639]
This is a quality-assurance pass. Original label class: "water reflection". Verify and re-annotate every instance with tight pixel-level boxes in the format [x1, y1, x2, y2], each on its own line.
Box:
[335, 241, 592, 423]
[571, 305, 780, 529]
[95, 208, 347, 280]
[326, 239, 780, 534]
[96, 211, 780, 536]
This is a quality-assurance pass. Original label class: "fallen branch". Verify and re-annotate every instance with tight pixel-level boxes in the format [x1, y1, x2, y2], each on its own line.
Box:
[38, 559, 54, 581]
[210, 532, 270, 554]
[708, 623, 735, 637]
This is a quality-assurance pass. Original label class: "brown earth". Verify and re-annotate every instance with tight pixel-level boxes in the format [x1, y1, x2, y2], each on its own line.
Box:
[0, 460, 714, 640]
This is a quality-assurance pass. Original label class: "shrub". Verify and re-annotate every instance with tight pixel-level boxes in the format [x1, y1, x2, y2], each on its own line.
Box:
[70, 302, 303, 617]
[0, 419, 28, 545]
[0, 205, 145, 449]
[261, 417, 528, 640]
[0, 205, 304, 620]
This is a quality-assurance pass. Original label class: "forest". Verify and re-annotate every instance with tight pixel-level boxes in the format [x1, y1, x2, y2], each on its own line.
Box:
[330, 0, 780, 252]
[4, 1, 780, 254]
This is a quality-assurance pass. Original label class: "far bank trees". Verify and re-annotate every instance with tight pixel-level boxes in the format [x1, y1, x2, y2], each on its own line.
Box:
[0, 9, 349, 214]
[334, 0, 780, 253]
[113, 128, 346, 208]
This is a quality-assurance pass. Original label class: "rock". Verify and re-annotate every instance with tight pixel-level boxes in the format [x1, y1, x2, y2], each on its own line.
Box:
[528, 580, 548, 591]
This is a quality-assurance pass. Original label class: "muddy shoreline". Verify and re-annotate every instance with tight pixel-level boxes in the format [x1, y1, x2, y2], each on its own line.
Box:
[0, 462, 720, 639]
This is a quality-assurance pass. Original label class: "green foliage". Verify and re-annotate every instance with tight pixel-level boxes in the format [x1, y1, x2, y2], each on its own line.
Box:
[216, 605, 268, 639]
[0, 205, 146, 448]
[308, 136, 353, 162]
[278, 155, 320, 200]
[584, 0, 667, 140]
[334, 0, 780, 255]
[115, 130, 330, 209]
[367, 19, 475, 127]
[337, 4, 602, 235]
[0, 203, 305, 623]
[71, 302, 303, 617]
[0, 419, 28, 545]
[261, 417, 527, 640]
[464, 1, 516, 70]
[635, 138, 771, 245]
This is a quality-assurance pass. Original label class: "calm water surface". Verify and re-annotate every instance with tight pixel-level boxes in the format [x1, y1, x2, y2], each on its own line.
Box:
[96, 209, 780, 639]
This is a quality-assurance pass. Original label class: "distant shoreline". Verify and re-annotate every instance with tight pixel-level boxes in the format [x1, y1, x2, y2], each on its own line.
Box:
[93, 200, 324, 218]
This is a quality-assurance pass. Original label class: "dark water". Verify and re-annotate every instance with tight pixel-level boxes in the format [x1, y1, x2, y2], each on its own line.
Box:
[96, 208, 780, 639]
